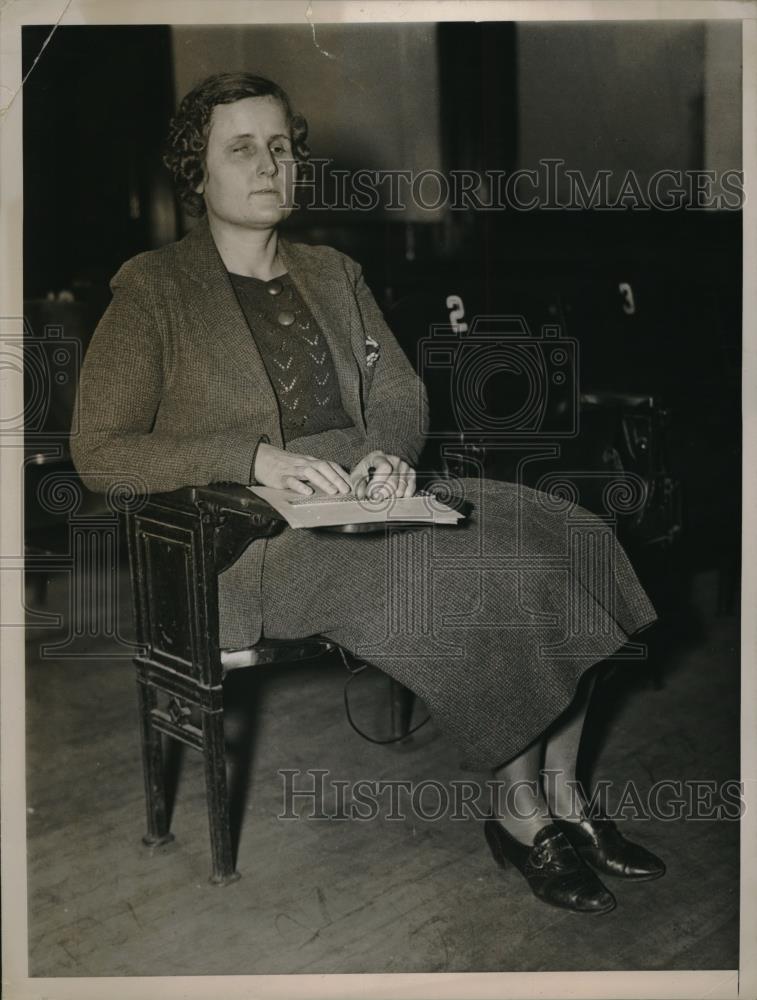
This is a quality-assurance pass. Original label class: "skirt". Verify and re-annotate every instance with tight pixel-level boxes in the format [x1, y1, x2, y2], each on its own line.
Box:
[256, 476, 658, 771]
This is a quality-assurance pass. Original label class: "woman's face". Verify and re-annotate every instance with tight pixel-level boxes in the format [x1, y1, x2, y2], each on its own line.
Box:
[197, 95, 297, 231]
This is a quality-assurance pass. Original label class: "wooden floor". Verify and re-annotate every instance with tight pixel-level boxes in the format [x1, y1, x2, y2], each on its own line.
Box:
[24, 562, 739, 976]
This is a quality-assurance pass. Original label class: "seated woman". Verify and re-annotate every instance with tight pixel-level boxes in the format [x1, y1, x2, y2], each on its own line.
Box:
[71, 72, 664, 915]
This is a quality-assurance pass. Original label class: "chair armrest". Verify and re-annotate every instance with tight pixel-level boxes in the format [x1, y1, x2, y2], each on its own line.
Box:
[125, 481, 289, 686]
[144, 482, 284, 520]
[128, 482, 286, 576]
[580, 390, 659, 411]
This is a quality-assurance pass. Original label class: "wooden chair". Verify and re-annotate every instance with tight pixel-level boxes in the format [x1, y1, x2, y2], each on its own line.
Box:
[124, 483, 415, 885]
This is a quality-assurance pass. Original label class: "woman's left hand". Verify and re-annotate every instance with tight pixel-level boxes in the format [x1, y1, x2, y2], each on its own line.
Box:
[350, 450, 416, 500]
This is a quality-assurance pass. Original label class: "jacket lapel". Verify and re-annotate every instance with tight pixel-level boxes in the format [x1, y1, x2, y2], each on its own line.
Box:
[174, 216, 280, 394]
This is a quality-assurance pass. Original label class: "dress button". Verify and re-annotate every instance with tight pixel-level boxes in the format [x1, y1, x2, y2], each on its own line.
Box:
[267, 279, 284, 296]
[277, 310, 296, 327]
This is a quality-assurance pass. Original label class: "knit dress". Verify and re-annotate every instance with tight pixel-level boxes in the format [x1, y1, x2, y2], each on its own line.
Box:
[227, 270, 659, 771]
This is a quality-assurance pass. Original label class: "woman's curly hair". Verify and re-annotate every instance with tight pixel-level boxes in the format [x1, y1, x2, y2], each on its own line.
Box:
[163, 72, 311, 217]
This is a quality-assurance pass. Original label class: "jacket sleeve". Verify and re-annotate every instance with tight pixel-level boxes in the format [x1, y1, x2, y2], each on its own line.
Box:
[285, 424, 368, 469]
[69, 259, 268, 494]
[351, 263, 429, 466]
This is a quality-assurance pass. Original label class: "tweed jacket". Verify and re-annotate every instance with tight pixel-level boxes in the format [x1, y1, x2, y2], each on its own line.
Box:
[71, 216, 428, 647]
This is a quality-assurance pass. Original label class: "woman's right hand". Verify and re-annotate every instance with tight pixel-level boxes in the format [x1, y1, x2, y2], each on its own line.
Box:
[253, 442, 352, 496]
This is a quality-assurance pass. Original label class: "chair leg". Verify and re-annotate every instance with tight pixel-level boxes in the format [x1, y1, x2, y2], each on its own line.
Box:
[201, 708, 240, 885]
[137, 680, 175, 848]
[389, 678, 415, 740]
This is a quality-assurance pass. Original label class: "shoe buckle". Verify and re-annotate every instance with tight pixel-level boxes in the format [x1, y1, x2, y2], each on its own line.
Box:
[531, 844, 553, 869]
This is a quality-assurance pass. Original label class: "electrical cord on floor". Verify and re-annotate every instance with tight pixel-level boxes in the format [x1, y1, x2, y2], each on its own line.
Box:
[337, 647, 431, 745]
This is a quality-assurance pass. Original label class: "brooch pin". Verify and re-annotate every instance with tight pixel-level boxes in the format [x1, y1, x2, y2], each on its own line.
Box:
[365, 334, 380, 368]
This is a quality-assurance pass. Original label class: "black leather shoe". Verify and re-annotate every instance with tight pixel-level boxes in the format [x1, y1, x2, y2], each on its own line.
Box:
[553, 815, 666, 881]
[484, 820, 616, 914]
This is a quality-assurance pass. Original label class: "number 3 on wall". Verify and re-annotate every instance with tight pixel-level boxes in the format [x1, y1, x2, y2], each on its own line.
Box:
[618, 282, 636, 316]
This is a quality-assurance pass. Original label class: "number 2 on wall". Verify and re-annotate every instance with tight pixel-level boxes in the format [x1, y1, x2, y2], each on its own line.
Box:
[446, 294, 468, 333]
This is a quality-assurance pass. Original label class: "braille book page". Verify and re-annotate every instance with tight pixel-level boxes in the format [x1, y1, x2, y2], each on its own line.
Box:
[247, 485, 463, 528]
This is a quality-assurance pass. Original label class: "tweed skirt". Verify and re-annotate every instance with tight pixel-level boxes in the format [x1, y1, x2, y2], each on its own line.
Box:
[244, 476, 657, 770]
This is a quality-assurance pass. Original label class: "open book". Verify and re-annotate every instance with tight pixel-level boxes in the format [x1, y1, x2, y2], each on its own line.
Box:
[247, 485, 464, 529]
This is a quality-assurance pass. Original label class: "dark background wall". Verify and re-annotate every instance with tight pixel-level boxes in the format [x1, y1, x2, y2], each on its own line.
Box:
[23, 26, 176, 306]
